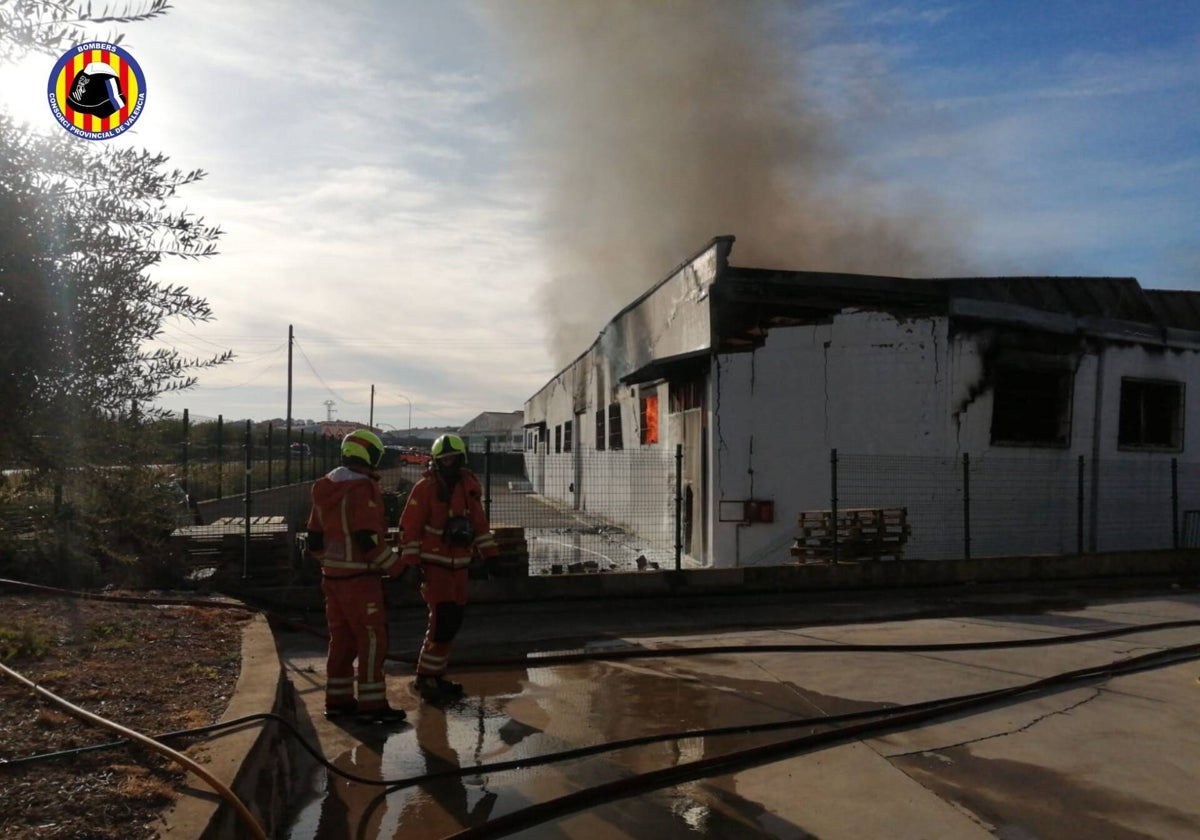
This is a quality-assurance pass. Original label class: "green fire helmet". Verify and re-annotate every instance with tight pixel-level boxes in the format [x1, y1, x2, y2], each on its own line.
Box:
[430, 433, 467, 461]
[341, 429, 385, 468]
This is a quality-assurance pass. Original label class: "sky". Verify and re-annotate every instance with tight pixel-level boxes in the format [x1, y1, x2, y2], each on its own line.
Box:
[3, 0, 1198, 430]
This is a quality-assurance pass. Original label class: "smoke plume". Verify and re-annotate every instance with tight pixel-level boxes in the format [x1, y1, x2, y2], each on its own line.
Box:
[485, 0, 971, 365]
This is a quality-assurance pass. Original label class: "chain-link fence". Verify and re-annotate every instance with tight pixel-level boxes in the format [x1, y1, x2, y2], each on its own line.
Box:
[836, 450, 1198, 561]
[511, 447, 680, 574]
[169, 423, 687, 577]
[7, 411, 1197, 584]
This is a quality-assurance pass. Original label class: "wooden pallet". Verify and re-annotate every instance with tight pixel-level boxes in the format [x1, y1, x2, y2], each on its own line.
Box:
[486, 523, 530, 578]
[170, 516, 292, 583]
[792, 507, 910, 563]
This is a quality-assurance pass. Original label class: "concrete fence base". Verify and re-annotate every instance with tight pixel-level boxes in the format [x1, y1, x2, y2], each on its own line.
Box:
[238, 549, 1199, 613]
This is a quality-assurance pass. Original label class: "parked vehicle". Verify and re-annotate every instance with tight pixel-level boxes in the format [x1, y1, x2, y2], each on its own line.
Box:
[385, 446, 430, 466]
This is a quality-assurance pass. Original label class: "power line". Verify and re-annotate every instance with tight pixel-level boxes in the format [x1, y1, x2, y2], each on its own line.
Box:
[198, 358, 288, 390]
[292, 338, 361, 405]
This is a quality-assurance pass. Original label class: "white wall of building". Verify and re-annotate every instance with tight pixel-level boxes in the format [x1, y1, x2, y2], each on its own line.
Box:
[709, 311, 1200, 566]
[523, 242, 725, 563]
[521, 237, 1200, 569]
[710, 310, 957, 566]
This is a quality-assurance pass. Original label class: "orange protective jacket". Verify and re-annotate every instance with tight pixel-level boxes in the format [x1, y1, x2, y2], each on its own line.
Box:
[307, 466, 402, 578]
[399, 468, 498, 570]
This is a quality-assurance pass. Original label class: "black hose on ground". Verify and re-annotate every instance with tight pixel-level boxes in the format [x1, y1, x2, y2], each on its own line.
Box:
[439, 617, 1200, 668]
[444, 642, 1200, 840]
[0, 661, 269, 840]
[7, 640, 1199, 799]
[5, 573, 1200, 834]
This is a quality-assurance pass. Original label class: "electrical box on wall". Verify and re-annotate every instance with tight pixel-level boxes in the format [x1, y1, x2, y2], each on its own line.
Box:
[744, 499, 775, 523]
[719, 499, 775, 523]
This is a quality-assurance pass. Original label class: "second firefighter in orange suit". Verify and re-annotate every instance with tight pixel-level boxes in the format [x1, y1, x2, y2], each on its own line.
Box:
[398, 433, 498, 702]
[306, 430, 407, 722]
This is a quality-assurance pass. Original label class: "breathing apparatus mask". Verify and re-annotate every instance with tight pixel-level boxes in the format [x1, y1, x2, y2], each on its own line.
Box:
[444, 515, 475, 547]
[435, 453, 464, 481]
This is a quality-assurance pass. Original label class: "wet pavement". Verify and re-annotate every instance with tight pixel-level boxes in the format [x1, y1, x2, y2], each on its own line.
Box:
[274, 587, 1200, 839]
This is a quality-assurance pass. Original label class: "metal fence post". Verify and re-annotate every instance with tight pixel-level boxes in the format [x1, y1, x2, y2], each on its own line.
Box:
[962, 452, 971, 561]
[484, 439, 492, 520]
[216, 414, 224, 500]
[243, 419, 252, 580]
[1077, 455, 1085, 555]
[675, 444, 683, 571]
[830, 448, 838, 564]
[1171, 457, 1179, 549]
[180, 409, 190, 495]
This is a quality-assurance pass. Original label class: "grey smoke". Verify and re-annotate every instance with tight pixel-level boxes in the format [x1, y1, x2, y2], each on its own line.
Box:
[485, 0, 972, 365]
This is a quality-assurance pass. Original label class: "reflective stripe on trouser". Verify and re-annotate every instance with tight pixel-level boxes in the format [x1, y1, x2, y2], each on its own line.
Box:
[321, 575, 390, 711]
[326, 676, 354, 705]
[417, 564, 469, 677]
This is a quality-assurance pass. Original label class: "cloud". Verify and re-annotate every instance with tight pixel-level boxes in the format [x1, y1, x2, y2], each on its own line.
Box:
[10, 0, 1197, 427]
[123, 1, 555, 425]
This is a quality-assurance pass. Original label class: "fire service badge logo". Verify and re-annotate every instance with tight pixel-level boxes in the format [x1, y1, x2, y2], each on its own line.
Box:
[47, 42, 146, 140]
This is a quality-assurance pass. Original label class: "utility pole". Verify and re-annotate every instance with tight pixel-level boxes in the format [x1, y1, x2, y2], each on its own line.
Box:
[369, 384, 375, 428]
[397, 393, 413, 440]
[285, 324, 294, 484]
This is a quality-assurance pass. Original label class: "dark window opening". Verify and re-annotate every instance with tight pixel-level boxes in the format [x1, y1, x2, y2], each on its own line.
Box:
[563, 419, 573, 453]
[669, 374, 704, 412]
[1119, 378, 1183, 450]
[640, 395, 659, 444]
[608, 403, 623, 450]
[595, 408, 605, 451]
[554, 424, 562, 454]
[990, 368, 1072, 447]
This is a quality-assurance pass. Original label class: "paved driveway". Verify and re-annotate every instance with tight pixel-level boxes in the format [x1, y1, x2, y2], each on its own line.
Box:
[277, 590, 1200, 839]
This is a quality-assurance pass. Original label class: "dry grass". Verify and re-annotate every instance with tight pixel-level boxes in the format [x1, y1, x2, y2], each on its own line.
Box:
[0, 594, 248, 840]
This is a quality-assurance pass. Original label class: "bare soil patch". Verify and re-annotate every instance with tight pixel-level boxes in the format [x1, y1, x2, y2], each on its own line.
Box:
[0, 593, 248, 840]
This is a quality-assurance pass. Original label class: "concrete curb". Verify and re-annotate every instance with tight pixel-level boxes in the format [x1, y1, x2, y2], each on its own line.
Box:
[247, 549, 1200, 613]
[158, 612, 297, 840]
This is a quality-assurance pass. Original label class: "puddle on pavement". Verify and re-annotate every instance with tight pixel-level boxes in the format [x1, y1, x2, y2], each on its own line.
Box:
[284, 654, 876, 839]
[892, 747, 1195, 840]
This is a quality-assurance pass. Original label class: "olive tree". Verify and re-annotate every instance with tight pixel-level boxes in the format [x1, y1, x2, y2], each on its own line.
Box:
[0, 1, 230, 583]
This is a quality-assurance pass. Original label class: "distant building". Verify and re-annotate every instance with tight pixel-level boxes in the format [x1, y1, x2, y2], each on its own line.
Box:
[291, 421, 378, 443]
[458, 411, 524, 452]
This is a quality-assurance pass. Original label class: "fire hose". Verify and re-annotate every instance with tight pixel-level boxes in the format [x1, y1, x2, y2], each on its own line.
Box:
[0, 660, 268, 840]
[3, 576, 1199, 839]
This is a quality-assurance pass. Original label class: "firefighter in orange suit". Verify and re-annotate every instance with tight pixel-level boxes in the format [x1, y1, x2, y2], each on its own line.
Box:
[398, 433, 498, 703]
[306, 429, 407, 722]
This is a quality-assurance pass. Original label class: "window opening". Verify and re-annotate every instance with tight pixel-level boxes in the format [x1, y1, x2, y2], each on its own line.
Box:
[990, 367, 1072, 447]
[640, 394, 659, 444]
[669, 373, 704, 412]
[1119, 378, 1183, 450]
[608, 403, 624, 450]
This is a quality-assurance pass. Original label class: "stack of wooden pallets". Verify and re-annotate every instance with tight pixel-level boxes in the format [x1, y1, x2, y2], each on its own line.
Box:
[485, 524, 530, 578]
[790, 507, 910, 563]
[170, 516, 293, 583]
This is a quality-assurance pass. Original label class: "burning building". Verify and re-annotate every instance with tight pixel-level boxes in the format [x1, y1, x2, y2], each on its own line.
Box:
[523, 236, 1200, 568]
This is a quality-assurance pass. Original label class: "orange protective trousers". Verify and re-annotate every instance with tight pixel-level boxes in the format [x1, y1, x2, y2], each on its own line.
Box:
[321, 575, 390, 711]
[416, 564, 470, 678]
